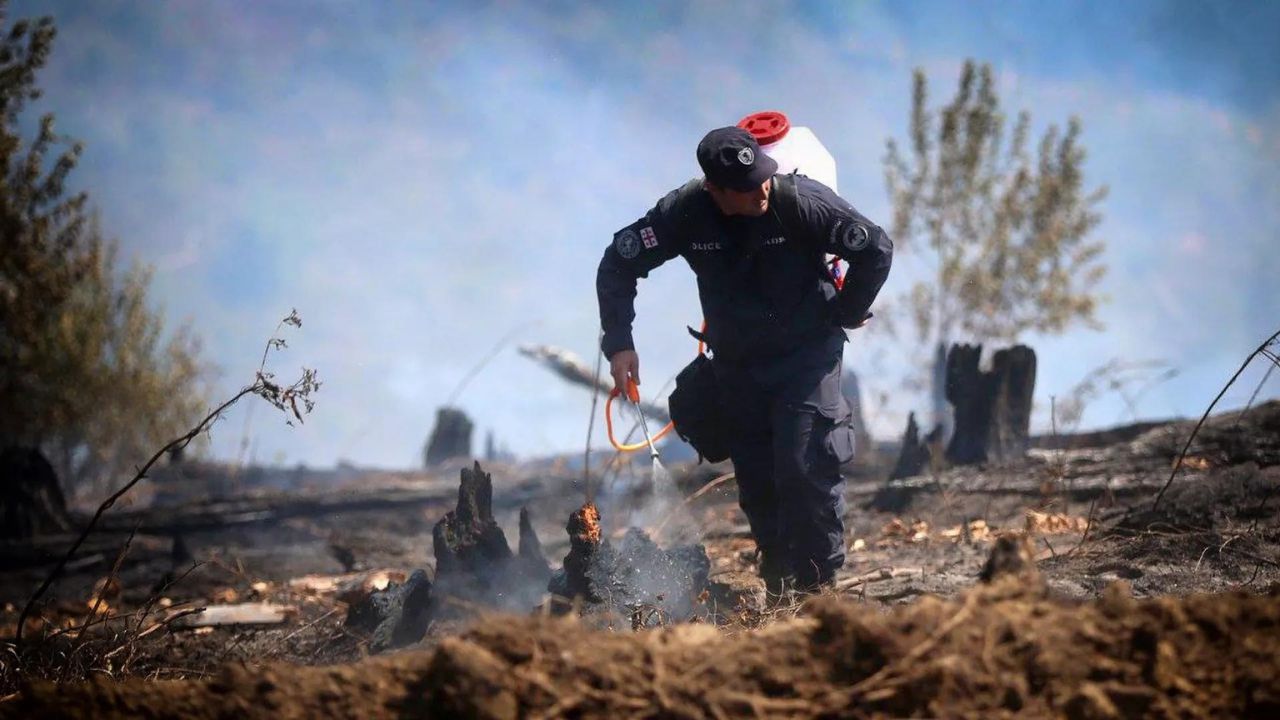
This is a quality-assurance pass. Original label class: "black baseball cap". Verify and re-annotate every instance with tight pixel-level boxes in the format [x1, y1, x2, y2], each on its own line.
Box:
[696, 126, 778, 191]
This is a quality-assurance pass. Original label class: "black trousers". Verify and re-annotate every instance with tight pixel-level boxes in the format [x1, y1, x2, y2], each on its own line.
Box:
[714, 330, 854, 587]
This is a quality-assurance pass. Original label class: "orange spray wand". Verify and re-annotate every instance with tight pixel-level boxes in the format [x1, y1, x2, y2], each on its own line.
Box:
[603, 322, 703, 455]
[605, 378, 673, 456]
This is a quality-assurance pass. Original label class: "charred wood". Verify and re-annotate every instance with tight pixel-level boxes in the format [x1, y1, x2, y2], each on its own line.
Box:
[888, 412, 938, 480]
[432, 462, 513, 576]
[517, 506, 550, 575]
[1, 447, 73, 541]
[945, 344, 1037, 465]
[870, 413, 942, 513]
[548, 502, 710, 625]
[519, 344, 670, 423]
[430, 462, 550, 615]
[424, 407, 474, 467]
[94, 484, 482, 536]
[979, 534, 1044, 592]
[344, 569, 433, 652]
[548, 502, 603, 603]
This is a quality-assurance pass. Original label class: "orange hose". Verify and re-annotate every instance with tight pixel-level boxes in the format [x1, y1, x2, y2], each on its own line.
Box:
[604, 322, 704, 453]
[605, 386, 675, 452]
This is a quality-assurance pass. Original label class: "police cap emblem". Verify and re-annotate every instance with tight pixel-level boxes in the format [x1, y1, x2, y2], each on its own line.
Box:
[615, 228, 641, 259]
[737, 146, 755, 166]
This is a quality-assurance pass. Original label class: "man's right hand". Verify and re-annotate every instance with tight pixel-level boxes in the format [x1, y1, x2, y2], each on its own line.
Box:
[609, 349, 640, 396]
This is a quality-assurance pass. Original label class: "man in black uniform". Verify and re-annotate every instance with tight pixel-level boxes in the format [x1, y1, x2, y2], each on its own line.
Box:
[596, 126, 892, 593]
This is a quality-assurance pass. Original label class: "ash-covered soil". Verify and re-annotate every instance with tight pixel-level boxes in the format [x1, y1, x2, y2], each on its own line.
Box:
[9, 581, 1280, 719]
[2, 400, 1278, 716]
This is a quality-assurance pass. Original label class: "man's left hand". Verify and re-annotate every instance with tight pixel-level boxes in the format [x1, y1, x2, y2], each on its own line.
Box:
[841, 311, 873, 330]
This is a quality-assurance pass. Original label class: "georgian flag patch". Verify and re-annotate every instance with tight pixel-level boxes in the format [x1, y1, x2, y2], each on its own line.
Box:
[639, 226, 658, 249]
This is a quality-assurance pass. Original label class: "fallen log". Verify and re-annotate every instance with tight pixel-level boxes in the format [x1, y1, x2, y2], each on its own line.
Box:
[174, 603, 297, 628]
[92, 477, 556, 537]
[834, 567, 923, 591]
[288, 569, 406, 605]
[344, 570, 433, 652]
[518, 344, 670, 423]
[0, 534, 169, 572]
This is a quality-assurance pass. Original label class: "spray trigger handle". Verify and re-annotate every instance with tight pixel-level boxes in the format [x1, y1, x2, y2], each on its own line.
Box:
[626, 377, 640, 404]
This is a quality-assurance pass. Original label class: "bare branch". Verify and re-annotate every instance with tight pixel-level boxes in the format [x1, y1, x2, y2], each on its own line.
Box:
[1151, 327, 1280, 511]
[16, 312, 318, 645]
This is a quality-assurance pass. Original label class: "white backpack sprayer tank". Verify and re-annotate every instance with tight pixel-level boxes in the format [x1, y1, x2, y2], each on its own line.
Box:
[739, 110, 847, 288]
[738, 110, 838, 193]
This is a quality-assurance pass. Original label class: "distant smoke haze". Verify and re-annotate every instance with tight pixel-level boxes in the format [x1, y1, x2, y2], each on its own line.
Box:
[11, 0, 1278, 467]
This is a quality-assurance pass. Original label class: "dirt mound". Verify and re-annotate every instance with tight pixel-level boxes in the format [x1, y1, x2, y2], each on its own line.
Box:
[10, 581, 1280, 719]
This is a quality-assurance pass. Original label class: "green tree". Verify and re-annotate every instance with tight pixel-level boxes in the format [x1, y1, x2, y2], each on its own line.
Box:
[883, 60, 1108, 426]
[0, 3, 206, 495]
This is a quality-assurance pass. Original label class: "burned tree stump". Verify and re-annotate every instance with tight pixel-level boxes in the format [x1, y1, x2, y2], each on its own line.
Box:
[870, 413, 945, 513]
[350, 462, 555, 652]
[1, 447, 73, 541]
[433, 462, 513, 575]
[548, 503, 603, 603]
[517, 506, 550, 577]
[548, 502, 711, 625]
[431, 462, 551, 611]
[890, 412, 931, 480]
[990, 346, 1037, 462]
[351, 462, 554, 652]
[945, 344, 1037, 465]
[424, 406, 474, 467]
[593, 529, 710, 625]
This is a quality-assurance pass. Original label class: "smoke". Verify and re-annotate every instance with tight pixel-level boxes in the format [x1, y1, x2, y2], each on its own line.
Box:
[586, 527, 711, 627]
[595, 455, 702, 546]
[554, 453, 711, 624]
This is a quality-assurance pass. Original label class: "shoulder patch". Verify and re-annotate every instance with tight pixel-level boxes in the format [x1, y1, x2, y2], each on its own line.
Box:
[615, 228, 641, 259]
[639, 226, 658, 249]
[835, 220, 870, 252]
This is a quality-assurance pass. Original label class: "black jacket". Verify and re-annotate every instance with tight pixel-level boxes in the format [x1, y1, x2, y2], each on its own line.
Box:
[596, 174, 893, 365]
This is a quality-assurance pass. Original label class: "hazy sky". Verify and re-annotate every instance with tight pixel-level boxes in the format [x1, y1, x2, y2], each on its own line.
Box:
[11, 0, 1279, 467]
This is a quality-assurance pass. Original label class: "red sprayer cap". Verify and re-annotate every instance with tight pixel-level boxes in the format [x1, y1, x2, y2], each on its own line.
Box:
[738, 111, 790, 146]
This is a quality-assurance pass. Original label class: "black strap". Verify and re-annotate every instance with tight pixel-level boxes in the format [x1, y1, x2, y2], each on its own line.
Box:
[769, 172, 805, 238]
[770, 173, 829, 280]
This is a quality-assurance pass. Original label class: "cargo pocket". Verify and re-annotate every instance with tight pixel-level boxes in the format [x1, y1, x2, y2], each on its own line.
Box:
[824, 420, 856, 465]
[813, 391, 855, 466]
